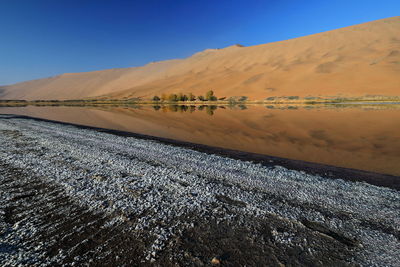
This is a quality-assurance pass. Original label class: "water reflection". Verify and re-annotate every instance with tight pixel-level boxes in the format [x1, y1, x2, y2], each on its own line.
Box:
[151, 104, 273, 114]
[1, 104, 400, 176]
[152, 105, 236, 115]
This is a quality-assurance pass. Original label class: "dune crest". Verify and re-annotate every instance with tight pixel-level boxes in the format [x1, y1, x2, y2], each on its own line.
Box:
[1, 17, 399, 100]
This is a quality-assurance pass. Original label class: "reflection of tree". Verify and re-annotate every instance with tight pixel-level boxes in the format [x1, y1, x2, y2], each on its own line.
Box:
[206, 105, 218, 116]
[228, 104, 248, 110]
[178, 105, 188, 112]
[168, 105, 178, 112]
[152, 104, 225, 115]
[161, 105, 193, 113]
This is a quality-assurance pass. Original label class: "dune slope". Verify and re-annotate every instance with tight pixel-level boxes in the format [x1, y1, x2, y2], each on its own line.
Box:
[1, 16, 399, 100]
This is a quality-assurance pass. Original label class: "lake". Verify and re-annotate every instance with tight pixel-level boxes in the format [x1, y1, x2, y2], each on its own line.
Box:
[1, 104, 400, 176]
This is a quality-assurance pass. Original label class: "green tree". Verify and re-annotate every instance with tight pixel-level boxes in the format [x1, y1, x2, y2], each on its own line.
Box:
[168, 94, 178, 101]
[153, 95, 160, 101]
[188, 93, 196, 101]
[206, 90, 214, 101]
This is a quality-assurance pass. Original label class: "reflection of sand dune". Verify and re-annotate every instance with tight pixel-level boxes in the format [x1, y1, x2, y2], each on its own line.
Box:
[1, 17, 400, 100]
[2, 106, 400, 175]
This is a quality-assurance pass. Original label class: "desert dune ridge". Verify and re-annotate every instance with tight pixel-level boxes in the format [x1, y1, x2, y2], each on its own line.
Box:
[0, 16, 399, 101]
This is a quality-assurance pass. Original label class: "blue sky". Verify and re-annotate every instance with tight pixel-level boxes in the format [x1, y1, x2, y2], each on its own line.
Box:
[0, 0, 399, 85]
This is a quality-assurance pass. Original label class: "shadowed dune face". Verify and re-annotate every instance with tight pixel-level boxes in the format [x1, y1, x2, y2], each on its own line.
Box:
[1, 17, 400, 100]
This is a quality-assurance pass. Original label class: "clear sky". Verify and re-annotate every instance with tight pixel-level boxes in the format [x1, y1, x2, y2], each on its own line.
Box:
[0, 0, 399, 85]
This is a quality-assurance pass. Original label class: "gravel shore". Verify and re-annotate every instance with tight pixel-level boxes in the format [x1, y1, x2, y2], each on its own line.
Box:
[0, 114, 399, 266]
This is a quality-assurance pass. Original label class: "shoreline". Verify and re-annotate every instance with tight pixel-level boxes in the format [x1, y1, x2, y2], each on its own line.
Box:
[2, 113, 399, 190]
[0, 114, 399, 265]
[1, 98, 400, 108]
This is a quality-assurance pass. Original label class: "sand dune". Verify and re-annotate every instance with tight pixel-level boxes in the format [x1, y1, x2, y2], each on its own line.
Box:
[1, 17, 399, 100]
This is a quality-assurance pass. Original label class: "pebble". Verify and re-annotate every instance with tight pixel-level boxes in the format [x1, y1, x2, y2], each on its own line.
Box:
[0, 115, 399, 266]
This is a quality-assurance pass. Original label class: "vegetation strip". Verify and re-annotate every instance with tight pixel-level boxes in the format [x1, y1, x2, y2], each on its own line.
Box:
[1, 94, 400, 107]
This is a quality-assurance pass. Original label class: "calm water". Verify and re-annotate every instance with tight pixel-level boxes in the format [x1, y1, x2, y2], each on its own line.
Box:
[2, 105, 400, 176]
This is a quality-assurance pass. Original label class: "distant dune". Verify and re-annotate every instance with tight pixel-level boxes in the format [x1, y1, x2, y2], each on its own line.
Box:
[1, 17, 399, 100]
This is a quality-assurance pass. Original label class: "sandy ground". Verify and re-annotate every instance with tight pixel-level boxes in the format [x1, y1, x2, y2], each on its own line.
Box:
[1, 17, 399, 100]
[0, 115, 399, 266]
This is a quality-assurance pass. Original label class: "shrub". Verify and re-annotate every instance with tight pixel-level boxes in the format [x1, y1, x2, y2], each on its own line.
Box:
[206, 90, 217, 101]
[168, 94, 178, 101]
[188, 93, 196, 101]
[153, 95, 160, 101]
[198, 96, 205, 101]
[227, 97, 237, 105]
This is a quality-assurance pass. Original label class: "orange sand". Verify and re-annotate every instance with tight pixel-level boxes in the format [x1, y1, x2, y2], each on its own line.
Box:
[1, 17, 399, 100]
